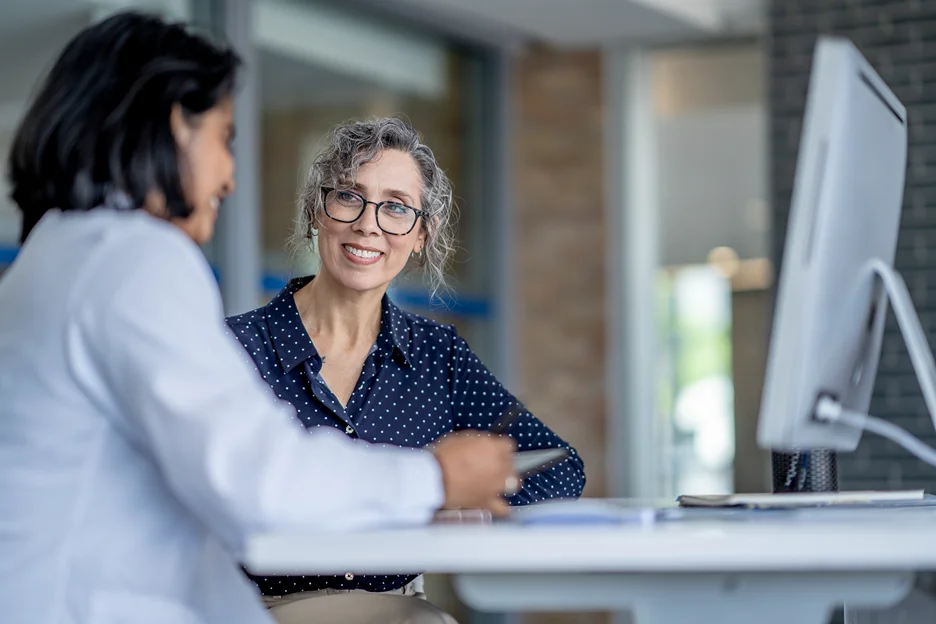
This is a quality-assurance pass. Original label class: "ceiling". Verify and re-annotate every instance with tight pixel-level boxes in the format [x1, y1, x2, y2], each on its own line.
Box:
[0, 0, 766, 122]
[348, 0, 765, 47]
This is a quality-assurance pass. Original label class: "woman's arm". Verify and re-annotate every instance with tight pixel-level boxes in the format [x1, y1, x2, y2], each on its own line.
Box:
[76, 229, 445, 554]
[448, 332, 586, 505]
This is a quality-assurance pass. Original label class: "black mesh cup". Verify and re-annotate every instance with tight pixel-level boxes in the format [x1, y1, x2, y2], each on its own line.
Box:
[771, 450, 838, 492]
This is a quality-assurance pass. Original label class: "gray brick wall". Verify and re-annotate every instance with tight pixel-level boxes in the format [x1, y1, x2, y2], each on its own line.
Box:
[770, 0, 936, 491]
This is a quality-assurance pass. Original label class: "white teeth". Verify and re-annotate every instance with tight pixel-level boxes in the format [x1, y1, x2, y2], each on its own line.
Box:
[209, 197, 220, 211]
[343, 244, 381, 259]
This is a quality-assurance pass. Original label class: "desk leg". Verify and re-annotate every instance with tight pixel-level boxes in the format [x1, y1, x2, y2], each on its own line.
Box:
[845, 573, 936, 624]
[455, 572, 913, 624]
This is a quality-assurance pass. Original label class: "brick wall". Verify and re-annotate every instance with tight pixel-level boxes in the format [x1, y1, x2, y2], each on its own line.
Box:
[769, 0, 936, 491]
[514, 45, 607, 499]
[510, 42, 609, 624]
[512, 44, 607, 624]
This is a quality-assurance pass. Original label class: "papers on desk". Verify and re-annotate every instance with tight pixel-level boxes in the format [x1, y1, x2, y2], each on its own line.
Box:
[509, 499, 661, 526]
[677, 489, 927, 509]
[445, 494, 936, 530]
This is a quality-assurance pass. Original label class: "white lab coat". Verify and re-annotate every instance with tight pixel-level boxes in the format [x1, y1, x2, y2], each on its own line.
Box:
[0, 208, 443, 624]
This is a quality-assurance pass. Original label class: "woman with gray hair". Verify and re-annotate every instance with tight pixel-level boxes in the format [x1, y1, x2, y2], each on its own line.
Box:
[227, 117, 586, 624]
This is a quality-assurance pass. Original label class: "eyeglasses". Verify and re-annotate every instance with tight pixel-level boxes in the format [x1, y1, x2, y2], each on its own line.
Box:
[322, 188, 426, 236]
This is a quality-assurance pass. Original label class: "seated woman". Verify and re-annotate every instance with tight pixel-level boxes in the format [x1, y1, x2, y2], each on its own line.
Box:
[227, 117, 586, 624]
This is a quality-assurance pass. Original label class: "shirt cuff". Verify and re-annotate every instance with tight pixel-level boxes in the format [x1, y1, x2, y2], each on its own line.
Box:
[394, 448, 445, 524]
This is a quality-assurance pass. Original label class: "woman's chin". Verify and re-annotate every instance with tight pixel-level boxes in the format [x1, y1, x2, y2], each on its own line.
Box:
[190, 223, 214, 246]
[343, 278, 390, 295]
[195, 227, 214, 246]
[329, 268, 392, 295]
[175, 223, 212, 246]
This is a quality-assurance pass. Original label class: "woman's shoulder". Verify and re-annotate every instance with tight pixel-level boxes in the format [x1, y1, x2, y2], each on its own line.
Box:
[224, 307, 271, 351]
[64, 210, 214, 299]
[388, 303, 465, 351]
[225, 306, 266, 330]
[225, 279, 300, 339]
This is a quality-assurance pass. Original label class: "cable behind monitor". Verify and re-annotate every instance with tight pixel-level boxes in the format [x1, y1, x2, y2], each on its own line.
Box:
[816, 397, 936, 470]
[811, 260, 936, 472]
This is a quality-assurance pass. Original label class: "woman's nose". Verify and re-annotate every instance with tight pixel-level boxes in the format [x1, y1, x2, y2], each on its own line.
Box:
[353, 203, 381, 235]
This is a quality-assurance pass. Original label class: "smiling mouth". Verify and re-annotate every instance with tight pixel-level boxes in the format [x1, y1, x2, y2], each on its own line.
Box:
[342, 244, 383, 259]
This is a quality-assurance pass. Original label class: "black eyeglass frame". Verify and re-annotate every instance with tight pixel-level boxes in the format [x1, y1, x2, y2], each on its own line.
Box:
[320, 187, 428, 236]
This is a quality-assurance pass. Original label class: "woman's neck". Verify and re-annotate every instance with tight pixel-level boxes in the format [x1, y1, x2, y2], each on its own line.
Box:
[293, 271, 385, 349]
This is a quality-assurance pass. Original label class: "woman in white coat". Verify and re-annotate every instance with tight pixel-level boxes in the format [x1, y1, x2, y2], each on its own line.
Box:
[0, 11, 516, 624]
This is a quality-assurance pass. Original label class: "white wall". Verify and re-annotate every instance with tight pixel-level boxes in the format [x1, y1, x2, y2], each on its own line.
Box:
[656, 105, 767, 265]
[651, 42, 768, 266]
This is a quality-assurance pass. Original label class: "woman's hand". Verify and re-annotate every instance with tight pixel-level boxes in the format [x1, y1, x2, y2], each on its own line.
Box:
[431, 432, 518, 517]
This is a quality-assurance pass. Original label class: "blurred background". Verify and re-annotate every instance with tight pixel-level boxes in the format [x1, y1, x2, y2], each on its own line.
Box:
[2, 1, 935, 623]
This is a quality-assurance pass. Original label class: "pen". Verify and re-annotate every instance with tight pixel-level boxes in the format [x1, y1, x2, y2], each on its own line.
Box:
[490, 401, 524, 435]
[424, 401, 522, 452]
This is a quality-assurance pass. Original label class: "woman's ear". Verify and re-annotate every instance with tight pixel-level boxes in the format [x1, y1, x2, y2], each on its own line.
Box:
[169, 103, 192, 147]
[414, 219, 431, 254]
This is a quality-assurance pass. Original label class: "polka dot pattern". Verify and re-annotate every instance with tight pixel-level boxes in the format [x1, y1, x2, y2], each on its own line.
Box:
[226, 276, 586, 597]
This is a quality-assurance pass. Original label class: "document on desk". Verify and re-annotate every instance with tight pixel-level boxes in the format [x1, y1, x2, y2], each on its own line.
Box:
[509, 499, 662, 526]
[677, 489, 927, 509]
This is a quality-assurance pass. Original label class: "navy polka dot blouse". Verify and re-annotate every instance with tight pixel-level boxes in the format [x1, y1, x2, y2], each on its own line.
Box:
[226, 276, 586, 597]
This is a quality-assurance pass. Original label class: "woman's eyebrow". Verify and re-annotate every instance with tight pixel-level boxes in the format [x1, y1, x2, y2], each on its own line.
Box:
[352, 183, 414, 204]
[384, 188, 414, 204]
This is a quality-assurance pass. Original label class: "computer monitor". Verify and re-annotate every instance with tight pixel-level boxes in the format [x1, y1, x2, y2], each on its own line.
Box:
[757, 36, 910, 453]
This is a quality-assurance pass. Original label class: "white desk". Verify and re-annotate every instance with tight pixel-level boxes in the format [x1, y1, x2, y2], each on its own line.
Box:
[244, 504, 936, 624]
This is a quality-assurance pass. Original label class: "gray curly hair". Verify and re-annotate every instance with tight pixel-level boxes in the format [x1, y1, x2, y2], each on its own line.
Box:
[292, 117, 456, 299]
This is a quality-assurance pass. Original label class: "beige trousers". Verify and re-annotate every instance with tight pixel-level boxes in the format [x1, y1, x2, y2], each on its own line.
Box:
[264, 585, 459, 624]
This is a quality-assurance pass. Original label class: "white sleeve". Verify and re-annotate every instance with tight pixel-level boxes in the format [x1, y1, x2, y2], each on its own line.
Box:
[78, 232, 443, 553]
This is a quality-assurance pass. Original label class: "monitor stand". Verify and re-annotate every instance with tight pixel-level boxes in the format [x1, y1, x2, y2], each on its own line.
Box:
[789, 259, 936, 624]
[864, 259, 936, 423]
[771, 258, 936, 502]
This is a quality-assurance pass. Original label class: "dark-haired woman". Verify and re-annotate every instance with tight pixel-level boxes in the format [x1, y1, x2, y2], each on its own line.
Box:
[0, 12, 516, 624]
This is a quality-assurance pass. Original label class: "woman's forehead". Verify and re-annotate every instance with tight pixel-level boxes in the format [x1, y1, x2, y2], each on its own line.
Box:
[353, 151, 421, 204]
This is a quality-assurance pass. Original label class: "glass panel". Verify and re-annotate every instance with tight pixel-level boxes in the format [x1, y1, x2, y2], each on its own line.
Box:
[659, 265, 735, 496]
[0, 16, 83, 272]
[649, 42, 770, 497]
[256, 14, 491, 353]
[0, 1, 494, 354]
[0, 2, 197, 276]
[0, 124, 19, 278]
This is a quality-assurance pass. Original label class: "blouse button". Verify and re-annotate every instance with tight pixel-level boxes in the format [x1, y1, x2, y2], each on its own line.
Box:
[345, 425, 355, 435]
[345, 573, 355, 581]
